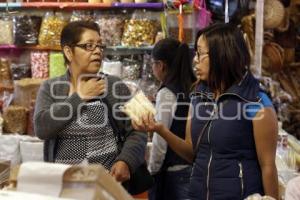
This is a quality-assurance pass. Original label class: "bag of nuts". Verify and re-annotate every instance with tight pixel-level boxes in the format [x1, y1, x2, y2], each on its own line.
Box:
[3, 105, 28, 134]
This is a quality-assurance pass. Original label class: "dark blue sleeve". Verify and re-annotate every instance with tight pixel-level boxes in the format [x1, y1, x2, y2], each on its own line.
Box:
[245, 92, 273, 119]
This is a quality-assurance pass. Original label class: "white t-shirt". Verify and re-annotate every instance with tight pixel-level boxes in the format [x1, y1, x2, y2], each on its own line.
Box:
[148, 87, 189, 174]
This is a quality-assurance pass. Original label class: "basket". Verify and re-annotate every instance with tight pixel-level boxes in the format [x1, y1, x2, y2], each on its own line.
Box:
[276, 8, 290, 32]
[264, 0, 285, 29]
[263, 42, 284, 72]
[284, 48, 296, 64]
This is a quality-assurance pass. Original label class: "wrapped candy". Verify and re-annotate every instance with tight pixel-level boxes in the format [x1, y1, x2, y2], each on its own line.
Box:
[31, 51, 49, 79]
[122, 11, 159, 47]
[122, 58, 141, 81]
[70, 10, 94, 22]
[49, 52, 66, 78]
[0, 58, 13, 90]
[122, 19, 158, 47]
[0, 16, 13, 45]
[95, 14, 125, 46]
[14, 15, 42, 46]
[10, 63, 31, 80]
[38, 12, 68, 49]
[3, 105, 27, 134]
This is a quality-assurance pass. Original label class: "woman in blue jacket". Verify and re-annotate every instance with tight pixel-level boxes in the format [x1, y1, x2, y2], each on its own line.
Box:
[132, 23, 278, 200]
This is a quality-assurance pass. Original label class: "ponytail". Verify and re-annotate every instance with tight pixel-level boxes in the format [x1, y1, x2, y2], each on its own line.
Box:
[152, 38, 196, 95]
[166, 43, 196, 95]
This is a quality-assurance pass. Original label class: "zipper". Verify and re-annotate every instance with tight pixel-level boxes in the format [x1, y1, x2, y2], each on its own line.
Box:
[238, 162, 244, 198]
[206, 150, 212, 200]
[206, 122, 213, 200]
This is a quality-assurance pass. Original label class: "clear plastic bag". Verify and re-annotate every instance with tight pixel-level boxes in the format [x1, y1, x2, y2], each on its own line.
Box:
[38, 12, 68, 48]
[13, 78, 44, 109]
[49, 52, 66, 78]
[95, 12, 125, 46]
[122, 11, 160, 47]
[102, 58, 122, 77]
[31, 51, 49, 79]
[139, 79, 159, 102]
[0, 15, 14, 45]
[141, 54, 155, 82]
[3, 105, 27, 134]
[10, 63, 31, 80]
[0, 91, 13, 113]
[122, 58, 142, 81]
[167, 12, 195, 44]
[0, 58, 13, 90]
[70, 10, 94, 22]
[14, 15, 42, 46]
[139, 54, 159, 100]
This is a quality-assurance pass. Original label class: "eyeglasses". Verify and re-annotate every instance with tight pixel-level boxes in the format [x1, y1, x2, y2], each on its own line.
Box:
[74, 43, 106, 52]
[150, 60, 161, 66]
[196, 50, 209, 59]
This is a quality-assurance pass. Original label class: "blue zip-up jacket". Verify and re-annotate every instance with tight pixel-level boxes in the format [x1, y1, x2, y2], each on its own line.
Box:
[189, 72, 273, 200]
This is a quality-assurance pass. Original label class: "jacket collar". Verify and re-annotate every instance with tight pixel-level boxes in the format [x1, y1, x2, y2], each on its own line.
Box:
[195, 71, 261, 103]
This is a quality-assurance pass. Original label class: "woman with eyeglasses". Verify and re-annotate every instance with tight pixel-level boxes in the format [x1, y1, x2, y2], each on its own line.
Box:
[132, 23, 278, 199]
[34, 21, 147, 185]
[147, 38, 196, 200]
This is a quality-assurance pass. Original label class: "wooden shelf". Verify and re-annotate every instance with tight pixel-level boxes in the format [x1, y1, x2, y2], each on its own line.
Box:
[0, 2, 164, 9]
[0, 45, 61, 51]
[0, 44, 155, 51]
[0, 44, 196, 51]
[111, 2, 164, 9]
[21, 2, 111, 9]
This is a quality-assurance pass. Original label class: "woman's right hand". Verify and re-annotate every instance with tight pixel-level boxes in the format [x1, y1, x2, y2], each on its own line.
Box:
[131, 112, 164, 133]
[77, 78, 106, 101]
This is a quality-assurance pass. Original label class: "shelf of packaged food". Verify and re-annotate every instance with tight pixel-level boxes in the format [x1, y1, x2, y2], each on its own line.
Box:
[0, 44, 195, 52]
[0, 2, 164, 9]
[0, 45, 61, 51]
[104, 45, 154, 55]
[106, 45, 153, 51]
[111, 2, 164, 9]
[0, 44, 155, 51]
[21, 2, 111, 9]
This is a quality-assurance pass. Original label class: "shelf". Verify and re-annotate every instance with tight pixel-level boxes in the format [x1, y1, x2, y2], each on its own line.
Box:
[0, 44, 195, 51]
[0, 2, 21, 8]
[106, 45, 153, 50]
[0, 45, 61, 51]
[0, 44, 154, 51]
[112, 2, 164, 9]
[21, 2, 111, 9]
[0, 2, 164, 9]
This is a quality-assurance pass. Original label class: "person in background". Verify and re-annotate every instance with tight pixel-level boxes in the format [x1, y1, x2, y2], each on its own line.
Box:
[34, 21, 147, 184]
[147, 38, 196, 200]
[132, 23, 279, 199]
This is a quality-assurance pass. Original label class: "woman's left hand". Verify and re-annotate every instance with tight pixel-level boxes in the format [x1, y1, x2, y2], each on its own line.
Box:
[110, 161, 130, 182]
